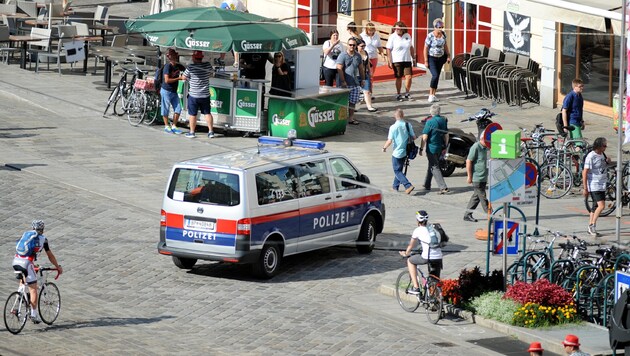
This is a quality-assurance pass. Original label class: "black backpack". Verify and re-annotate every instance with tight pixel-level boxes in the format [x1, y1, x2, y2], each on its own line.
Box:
[154, 64, 165, 91]
[555, 112, 567, 137]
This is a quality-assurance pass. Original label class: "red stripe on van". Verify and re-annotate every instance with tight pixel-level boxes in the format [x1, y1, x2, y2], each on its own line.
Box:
[298, 203, 335, 215]
[250, 210, 300, 224]
[334, 194, 382, 209]
[164, 213, 237, 234]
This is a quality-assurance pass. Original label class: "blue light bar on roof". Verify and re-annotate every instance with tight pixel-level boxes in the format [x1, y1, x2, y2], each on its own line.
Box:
[258, 136, 326, 150]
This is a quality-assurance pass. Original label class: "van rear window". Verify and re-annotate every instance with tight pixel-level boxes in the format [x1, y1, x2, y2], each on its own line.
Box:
[168, 168, 240, 206]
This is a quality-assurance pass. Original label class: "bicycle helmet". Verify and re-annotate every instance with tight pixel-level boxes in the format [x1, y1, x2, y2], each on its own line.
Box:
[415, 210, 429, 223]
[32, 220, 45, 231]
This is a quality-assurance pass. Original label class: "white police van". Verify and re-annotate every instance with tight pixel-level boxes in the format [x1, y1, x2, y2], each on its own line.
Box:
[159, 136, 385, 278]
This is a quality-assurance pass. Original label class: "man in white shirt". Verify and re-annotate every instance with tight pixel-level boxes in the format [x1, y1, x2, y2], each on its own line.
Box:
[399, 210, 443, 294]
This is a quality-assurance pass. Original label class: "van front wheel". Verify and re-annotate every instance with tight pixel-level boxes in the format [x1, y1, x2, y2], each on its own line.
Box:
[172, 256, 197, 269]
[357, 216, 376, 254]
[252, 243, 281, 279]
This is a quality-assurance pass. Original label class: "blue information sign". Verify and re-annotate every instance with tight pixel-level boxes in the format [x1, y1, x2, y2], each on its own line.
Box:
[615, 271, 630, 302]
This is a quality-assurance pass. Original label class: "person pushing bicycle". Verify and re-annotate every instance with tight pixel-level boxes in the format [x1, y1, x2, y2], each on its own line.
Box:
[12, 220, 62, 324]
[398, 210, 443, 295]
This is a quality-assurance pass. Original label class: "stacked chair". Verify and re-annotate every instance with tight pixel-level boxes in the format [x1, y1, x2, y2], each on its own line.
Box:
[452, 43, 488, 97]
[484, 52, 518, 103]
[466, 47, 503, 98]
[496, 55, 540, 106]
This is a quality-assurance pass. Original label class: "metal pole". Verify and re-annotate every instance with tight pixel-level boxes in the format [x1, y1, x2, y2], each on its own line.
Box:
[616, 0, 627, 245]
[503, 202, 508, 291]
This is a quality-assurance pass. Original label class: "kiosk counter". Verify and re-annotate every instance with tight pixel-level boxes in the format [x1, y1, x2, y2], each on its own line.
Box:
[267, 87, 349, 139]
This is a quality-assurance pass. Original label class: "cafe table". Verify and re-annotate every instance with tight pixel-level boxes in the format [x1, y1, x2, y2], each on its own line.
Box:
[8, 34, 41, 69]
[73, 35, 102, 73]
[88, 23, 117, 45]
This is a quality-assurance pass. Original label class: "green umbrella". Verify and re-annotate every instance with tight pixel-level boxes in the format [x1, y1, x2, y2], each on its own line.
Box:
[125, 7, 309, 53]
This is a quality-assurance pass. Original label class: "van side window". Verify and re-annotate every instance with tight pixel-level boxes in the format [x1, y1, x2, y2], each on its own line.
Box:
[330, 157, 360, 191]
[168, 168, 240, 206]
[296, 160, 330, 197]
[256, 166, 299, 205]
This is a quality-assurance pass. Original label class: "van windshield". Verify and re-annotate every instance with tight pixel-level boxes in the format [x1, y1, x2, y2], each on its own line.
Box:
[168, 168, 240, 206]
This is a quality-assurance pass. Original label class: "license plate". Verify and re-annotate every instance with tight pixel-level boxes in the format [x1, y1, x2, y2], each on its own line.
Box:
[184, 219, 216, 232]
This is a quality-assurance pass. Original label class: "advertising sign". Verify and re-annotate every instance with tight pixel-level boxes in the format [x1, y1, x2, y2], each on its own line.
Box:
[234, 88, 259, 119]
[209, 86, 232, 116]
[268, 92, 349, 139]
[503, 12, 531, 56]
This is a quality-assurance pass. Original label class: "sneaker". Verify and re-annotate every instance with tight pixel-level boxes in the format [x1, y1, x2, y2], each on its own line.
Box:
[428, 95, 435, 103]
[207, 132, 215, 138]
[408, 287, 421, 295]
[396, 94, 403, 102]
[164, 126, 173, 133]
[588, 224, 599, 236]
[171, 126, 182, 135]
[404, 93, 411, 101]
[432, 95, 440, 102]
[31, 314, 41, 324]
[185, 132, 196, 138]
[405, 186, 415, 195]
[463, 214, 478, 222]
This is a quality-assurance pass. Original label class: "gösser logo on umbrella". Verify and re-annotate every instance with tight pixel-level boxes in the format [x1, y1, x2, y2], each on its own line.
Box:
[125, 7, 309, 53]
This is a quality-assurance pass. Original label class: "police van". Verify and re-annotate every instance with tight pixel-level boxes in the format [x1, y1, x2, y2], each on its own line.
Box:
[159, 136, 385, 278]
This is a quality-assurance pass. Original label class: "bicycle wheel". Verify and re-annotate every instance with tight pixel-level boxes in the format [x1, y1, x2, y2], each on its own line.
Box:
[103, 84, 120, 116]
[4, 292, 29, 334]
[127, 90, 147, 126]
[539, 163, 573, 199]
[425, 280, 443, 324]
[114, 85, 133, 117]
[507, 261, 534, 284]
[38, 282, 60, 325]
[143, 93, 160, 125]
[395, 270, 420, 312]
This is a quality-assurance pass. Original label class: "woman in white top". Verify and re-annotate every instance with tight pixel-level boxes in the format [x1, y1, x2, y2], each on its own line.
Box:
[322, 30, 344, 87]
[360, 22, 384, 96]
[386, 21, 416, 102]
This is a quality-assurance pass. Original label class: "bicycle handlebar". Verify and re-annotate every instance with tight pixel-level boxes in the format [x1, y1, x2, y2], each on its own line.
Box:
[35, 266, 61, 280]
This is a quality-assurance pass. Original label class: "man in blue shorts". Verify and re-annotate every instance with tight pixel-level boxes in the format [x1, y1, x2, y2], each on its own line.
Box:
[181, 51, 215, 138]
[160, 48, 185, 134]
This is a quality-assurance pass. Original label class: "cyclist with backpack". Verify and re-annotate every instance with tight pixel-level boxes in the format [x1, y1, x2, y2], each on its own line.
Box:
[12, 220, 63, 324]
[399, 210, 443, 295]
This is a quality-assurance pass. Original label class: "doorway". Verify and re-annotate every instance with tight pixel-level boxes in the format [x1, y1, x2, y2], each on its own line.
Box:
[317, 0, 338, 44]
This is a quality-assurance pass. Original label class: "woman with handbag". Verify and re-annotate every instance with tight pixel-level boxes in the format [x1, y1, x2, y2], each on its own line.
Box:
[322, 30, 344, 87]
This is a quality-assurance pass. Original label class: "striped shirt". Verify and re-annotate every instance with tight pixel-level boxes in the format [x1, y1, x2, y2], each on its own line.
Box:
[183, 62, 213, 98]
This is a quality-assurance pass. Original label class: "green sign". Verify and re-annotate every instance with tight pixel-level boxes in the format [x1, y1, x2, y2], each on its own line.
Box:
[209, 85, 232, 116]
[491, 130, 521, 159]
[234, 88, 259, 118]
[268, 91, 349, 139]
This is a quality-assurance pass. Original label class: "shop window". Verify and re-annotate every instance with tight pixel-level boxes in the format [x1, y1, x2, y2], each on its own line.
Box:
[560, 24, 619, 107]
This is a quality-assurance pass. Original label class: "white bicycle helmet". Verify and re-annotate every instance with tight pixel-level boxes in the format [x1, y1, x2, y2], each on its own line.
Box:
[415, 210, 429, 223]
[32, 220, 45, 231]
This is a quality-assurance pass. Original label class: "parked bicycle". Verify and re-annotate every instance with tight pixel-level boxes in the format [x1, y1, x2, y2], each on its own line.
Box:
[4, 266, 61, 334]
[395, 256, 444, 324]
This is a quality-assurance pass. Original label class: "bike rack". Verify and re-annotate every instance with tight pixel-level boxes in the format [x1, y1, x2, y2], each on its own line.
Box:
[566, 265, 601, 318]
[549, 259, 574, 283]
[485, 204, 527, 276]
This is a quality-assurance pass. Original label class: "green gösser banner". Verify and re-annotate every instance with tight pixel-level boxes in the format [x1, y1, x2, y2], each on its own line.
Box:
[209, 86, 232, 116]
[234, 88, 259, 118]
[268, 91, 349, 139]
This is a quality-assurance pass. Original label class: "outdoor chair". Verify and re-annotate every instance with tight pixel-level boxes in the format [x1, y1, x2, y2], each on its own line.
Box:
[497, 56, 539, 106]
[511, 60, 540, 106]
[36, 24, 79, 74]
[0, 3, 17, 14]
[484, 52, 518, 102]
[92, 34, 126, 73]
[452, 43, 488, 97]
[25, 27, 51, 70]
[0, 25, 19, 64]
[466, 47, 503, 98]
[92, 5, 107, 26]
[1, 14, 17, 35]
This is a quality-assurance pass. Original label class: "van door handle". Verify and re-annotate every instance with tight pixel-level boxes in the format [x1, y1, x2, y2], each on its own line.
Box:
[325, 196, 332, 200]
[335, 195, 342, 198]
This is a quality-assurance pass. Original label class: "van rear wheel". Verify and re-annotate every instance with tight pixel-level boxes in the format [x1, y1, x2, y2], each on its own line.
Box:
[252, 243, 281, 279]
[357, 216, 376, 254]
[172, 256, 197, 269]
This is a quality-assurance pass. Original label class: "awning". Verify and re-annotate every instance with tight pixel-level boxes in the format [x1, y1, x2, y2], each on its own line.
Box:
[462, 0, 624, 34]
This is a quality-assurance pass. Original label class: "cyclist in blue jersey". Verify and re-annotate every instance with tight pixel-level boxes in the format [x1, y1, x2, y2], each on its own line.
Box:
[12, 220, 63, 324]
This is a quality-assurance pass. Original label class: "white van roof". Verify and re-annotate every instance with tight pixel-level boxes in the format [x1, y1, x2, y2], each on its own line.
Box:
[178, 145, 329, 171]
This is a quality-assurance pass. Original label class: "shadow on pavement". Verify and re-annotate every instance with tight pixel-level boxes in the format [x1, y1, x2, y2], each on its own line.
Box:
[38, 315, 176, 331]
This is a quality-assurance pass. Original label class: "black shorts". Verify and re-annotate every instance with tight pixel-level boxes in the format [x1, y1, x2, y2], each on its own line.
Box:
[409, 254, 443, 278]
[590, 190, 606, 203]
[392, 62, 412, 78]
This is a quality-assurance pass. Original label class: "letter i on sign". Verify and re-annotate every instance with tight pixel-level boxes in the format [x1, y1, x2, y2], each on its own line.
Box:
[498, 138, 508, 155]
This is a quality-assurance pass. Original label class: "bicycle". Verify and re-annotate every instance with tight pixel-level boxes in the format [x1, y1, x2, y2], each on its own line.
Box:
[3, 266, 61, 334]
[103, 65, 139, 118]
[395, 257, 444, 324]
